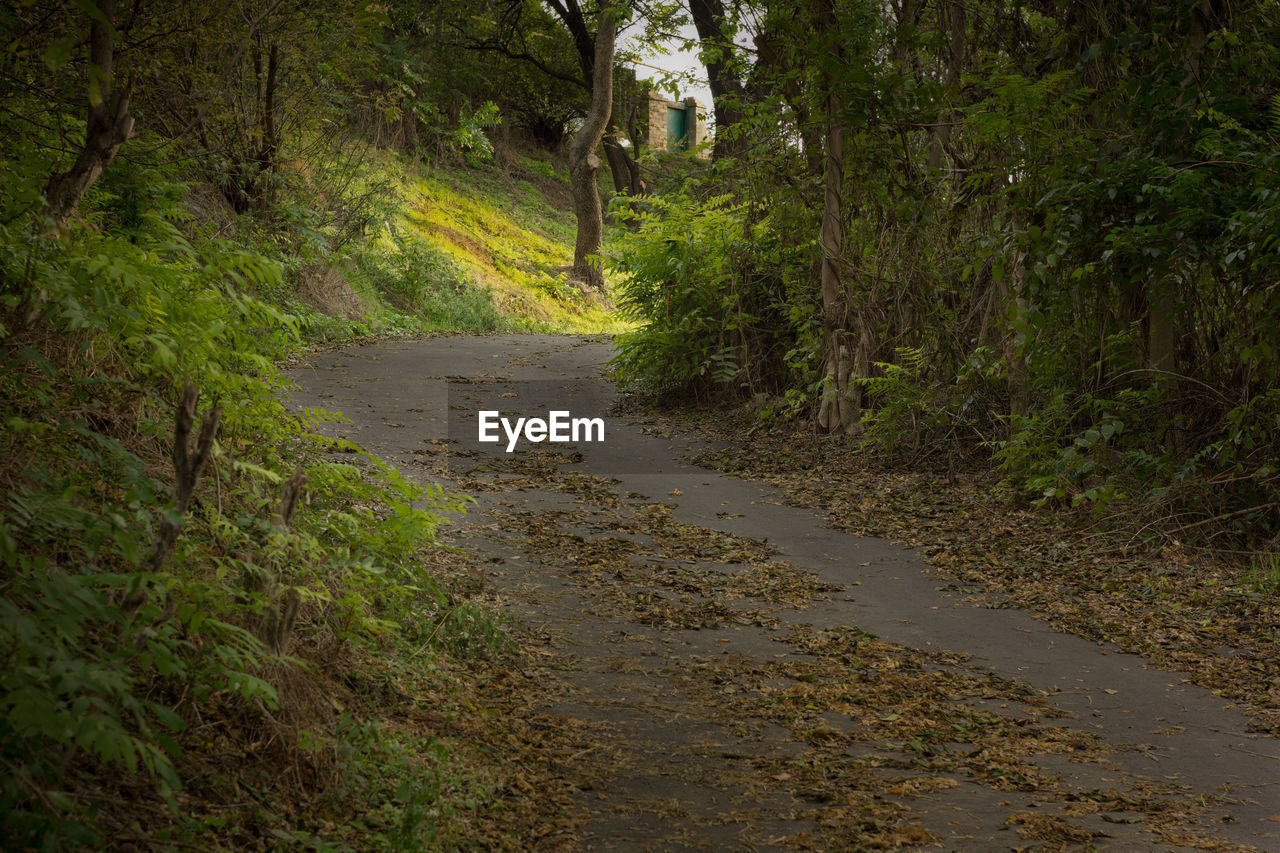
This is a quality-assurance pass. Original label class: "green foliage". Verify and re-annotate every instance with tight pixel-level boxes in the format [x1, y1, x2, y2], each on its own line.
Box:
[418, 602, 515, 661]
[1244, 553, 1280, 596]
[452, 100, 502, 167]
[608, 188, 810, 397]
[317, 717, 496, 851]
[369, 0, 586, 158]
[403, 166, 620, 334]
[0, 0, 599, 845]
[352, 241, 512, 333]
[855, 348, 944, 457]
[616, 0, 1280, 541]
[0, 143, 479, 845]
[993, 390, 1131, 513]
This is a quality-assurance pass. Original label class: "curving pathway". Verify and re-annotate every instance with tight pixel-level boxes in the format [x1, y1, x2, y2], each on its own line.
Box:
[289, 334, 1279, 852]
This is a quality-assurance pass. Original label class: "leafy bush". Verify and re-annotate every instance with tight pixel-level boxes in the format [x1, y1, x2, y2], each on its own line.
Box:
[353, 242, 511, 332]
[608, 188, 810, 398]
[0, 153, 479, 845]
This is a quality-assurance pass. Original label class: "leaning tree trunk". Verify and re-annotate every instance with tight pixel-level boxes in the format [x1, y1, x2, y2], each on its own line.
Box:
[603, 131, 645, 197]
[43, 0, 134, 232]
[603, 133, 628, 195]
[567, 1, 617, 291]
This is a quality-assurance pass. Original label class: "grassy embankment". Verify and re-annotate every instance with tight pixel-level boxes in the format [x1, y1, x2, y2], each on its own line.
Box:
[288, 148, 622, 338]
[0, 136, 608, 849]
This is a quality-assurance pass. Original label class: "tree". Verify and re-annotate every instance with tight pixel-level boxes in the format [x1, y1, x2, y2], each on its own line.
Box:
[687, 0, 745, 160]
[141, 0, 366, 214]
[440, 0, 590, 151]
[604, 65, 648, 197]
[614, 0, 1280, 535]
[567, 0, 617, 290]
[814, 0, 856, 434]
[449, 0, 640, 281]
[42, 0, 134, 231]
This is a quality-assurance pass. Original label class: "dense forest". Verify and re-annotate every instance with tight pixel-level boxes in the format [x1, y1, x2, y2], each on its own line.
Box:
[2, 0, 1278, 848]
[611, 0, 1280, 537]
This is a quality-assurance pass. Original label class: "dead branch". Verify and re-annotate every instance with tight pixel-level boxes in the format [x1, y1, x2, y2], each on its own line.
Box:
[140, 385, 221, 583]
[254, 463, 307, 656]
[274, 464, 306, 529]
[122, 385, 220, 638]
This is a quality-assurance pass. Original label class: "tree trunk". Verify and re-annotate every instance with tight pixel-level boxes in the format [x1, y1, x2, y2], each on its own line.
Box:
[814, 0, 860, 434]
[256, 42, 280, 181]
[1147, 275, 1178, 378]
[926, 0, 965, 172]
[603, 133, 629, 193]
[567, 1, 616, 291]
[816, 82, 859, 434]
[688, 0, 745, 160]
[43, 0, 134, 232]
[603, 131, 645, 197]
[1007, 237, 1030, 418]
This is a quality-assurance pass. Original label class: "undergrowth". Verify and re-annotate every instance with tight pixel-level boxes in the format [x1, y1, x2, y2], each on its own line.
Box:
[609, 182, 1279, 555]
[0, 136, 521, 848]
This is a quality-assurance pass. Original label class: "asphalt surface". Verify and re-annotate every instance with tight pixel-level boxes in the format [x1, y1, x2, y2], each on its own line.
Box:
[288, 334, 1280, 851]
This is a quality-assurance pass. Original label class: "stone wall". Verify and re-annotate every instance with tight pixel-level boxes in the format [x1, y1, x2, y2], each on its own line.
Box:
[642, 90, 709, 158]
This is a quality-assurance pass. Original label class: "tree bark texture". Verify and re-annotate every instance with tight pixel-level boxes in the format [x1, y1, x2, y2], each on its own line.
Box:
[43, 0, 134, 231]
[567, 1, 616, 291]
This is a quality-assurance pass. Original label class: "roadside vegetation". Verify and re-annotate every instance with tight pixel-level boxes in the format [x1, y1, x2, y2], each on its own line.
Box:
[608, 3, 1279, 569]
[0, 0, 612, 847]
[600, 0, 1280, 742]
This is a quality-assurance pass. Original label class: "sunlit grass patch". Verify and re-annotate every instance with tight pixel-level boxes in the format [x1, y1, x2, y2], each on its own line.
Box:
[403, 167, 628, 334]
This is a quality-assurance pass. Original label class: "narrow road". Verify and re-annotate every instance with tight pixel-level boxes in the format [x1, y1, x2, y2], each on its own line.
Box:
[289, 334, 1279, 851]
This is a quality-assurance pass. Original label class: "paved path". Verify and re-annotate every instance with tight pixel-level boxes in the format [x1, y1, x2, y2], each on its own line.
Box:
[289, 334, 1279, 851]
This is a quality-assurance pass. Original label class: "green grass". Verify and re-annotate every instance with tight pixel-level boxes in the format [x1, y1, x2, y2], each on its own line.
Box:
[228, 145, 629, 341]
[1245, 553, 1280, 595]
[396, 155, 628, 334]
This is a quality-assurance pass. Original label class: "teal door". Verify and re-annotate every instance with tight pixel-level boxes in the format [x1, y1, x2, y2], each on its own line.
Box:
[666, 106, 688, 151]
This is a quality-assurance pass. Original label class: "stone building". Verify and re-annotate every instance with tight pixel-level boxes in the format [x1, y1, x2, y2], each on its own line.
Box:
[643, 91, 709, 157]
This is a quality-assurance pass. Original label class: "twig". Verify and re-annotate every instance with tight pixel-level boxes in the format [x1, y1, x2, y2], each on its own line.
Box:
[255, 463, 306, 655]
[1103, 368, 1231, 402]
[410, 605, 462, 659]
[1167, 502, 1280, 536]
[1168, 159, 1280, 178]
[1228, 745, 1280, 761]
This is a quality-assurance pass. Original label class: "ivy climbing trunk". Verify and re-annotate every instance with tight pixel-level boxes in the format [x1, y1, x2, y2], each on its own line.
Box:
[567, 1, 616, 291]
[815, 0, 860, 434]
